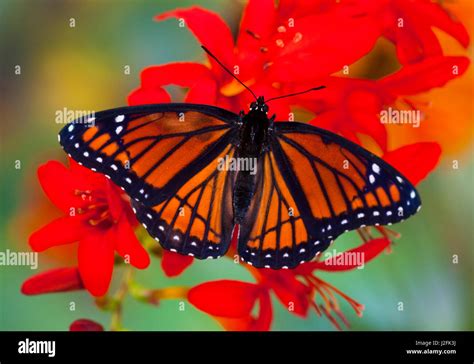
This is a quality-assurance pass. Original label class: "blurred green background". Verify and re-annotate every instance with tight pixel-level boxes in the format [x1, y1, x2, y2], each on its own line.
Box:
[0, 0, 472, 331]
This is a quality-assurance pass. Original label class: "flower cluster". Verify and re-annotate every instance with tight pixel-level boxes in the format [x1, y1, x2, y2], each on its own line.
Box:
[23, 0, 469, 331]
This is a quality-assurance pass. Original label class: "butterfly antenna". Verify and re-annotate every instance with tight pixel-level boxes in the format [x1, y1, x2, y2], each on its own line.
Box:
[201, 45, 258, 101]
[265, 86, 326, 103]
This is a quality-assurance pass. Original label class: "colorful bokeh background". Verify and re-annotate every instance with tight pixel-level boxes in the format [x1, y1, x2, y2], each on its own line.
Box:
[0, 0, 472, 330]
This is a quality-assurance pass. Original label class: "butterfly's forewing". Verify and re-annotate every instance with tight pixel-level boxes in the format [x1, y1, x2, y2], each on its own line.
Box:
[59, 104, 239, 207]
[238, 121, 421, 269]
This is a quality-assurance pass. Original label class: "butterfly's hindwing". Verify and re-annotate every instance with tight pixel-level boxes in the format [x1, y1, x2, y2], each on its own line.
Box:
[132, 145, 236, 259]
[237, 151, 332, 268]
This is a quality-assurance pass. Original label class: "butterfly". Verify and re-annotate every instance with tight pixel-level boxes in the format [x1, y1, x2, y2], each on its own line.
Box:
[59, 46, 421, 269]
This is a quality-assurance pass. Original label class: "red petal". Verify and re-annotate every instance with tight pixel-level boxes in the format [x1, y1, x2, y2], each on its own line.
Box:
[105, 181, 129, 222]
[307, 78, 388, 151]
[238, 0, 275, 46]
[216, 291, 273, 331]
[188, 280, 262, 318]
[215, 316, 254, 331]
[161, 250, 193, 277]
[268, 11, 380, 82]
[139, 63, 218, 104]
[67, 158, 106, 189]
[155, 7, 234, 81]
[236, 0, 277, 78]
[379, 56, 470, 95]
[114, 217, 150, 269]
[299, 238, 391, 274]
[392, 12, 442, 64]
[278, 0, 337, 18]
[383, 142, 442, 186]
[250, 290, 273, 331]
[37, 161, 83, 214]
[405, 0, 469, 48]
[128, 86, 171, 106]
[261, 270, 309, 317]
[21, 267, 83, 295]
[69, 319, 104, 331]
[29, 216, 86, 252]
[78, 231, 115, 296]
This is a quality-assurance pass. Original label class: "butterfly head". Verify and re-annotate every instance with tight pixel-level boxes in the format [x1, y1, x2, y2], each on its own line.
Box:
[249, 96, 269, 114]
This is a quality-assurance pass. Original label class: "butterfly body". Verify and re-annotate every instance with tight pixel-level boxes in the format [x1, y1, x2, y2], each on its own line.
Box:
[234, 97, 274, 223]
[60, 100, 421, 269]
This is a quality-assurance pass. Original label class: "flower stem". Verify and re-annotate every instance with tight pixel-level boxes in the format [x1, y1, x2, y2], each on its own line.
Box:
[110, 266, 134, 331]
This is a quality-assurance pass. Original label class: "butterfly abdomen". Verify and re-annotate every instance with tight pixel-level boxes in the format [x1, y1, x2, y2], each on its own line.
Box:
[233, 170, 258, 224]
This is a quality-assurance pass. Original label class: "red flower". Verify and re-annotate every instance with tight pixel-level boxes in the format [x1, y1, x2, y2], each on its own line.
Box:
[292, 238, 391, 330]
[29, 159, 150, 296]
[130, 3, 468, 155]
[70, 319, 104, 331]
[21, 267, 83, 295]
[189, 237, 390, 331]
[129, 1, 382, 119]
[301, 56, 468, 151]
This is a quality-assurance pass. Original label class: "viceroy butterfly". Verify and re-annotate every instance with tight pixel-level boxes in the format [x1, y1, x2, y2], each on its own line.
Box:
[59, 47, 421, 269]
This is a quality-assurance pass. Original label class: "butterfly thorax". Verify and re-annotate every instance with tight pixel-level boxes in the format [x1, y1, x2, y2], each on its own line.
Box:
[233, 99, 273, 224]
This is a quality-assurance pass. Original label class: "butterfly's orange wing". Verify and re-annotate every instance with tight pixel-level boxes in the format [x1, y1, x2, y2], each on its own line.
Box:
[60, 104, 240, 258]
[132, 144, 237, 258]
[238, 122, 421, 268]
